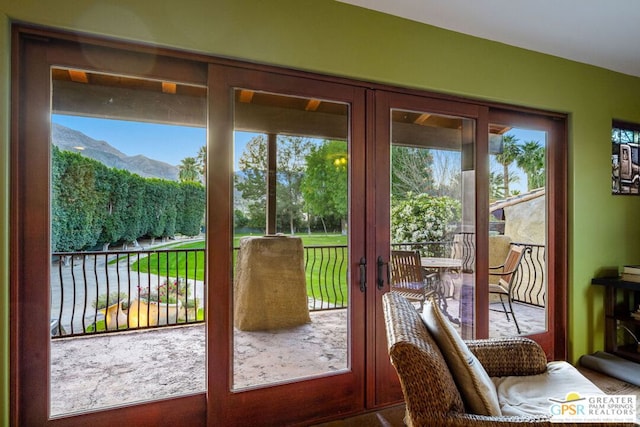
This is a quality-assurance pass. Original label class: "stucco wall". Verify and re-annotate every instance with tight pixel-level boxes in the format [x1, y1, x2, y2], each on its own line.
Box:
[504, 195, 546, 245]
[2, 2, 640, 417]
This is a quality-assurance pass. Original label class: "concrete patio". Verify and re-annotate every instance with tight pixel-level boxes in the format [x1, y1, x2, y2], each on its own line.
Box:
[50, 300, 544, 417]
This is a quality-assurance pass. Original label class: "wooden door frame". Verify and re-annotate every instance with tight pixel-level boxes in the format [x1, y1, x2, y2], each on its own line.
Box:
[10, 27, 208, 427]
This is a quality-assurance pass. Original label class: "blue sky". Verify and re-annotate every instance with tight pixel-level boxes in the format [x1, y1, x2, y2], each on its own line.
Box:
[53, 115, 207, 166]
[497, 128, 547, 193]
[53, 114, 257, 170]
[52, 114, 544, 191]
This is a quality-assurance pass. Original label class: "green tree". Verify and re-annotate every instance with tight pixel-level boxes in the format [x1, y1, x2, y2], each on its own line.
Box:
[234, 209, 249, 229]
[51, 147, 207, 251]
[235, 134, 313, 233]
[277, 136, 313, 234]
[517, 140, 545, 190]
[178, 156, 200, 182]
[489, 171, 505, 201]
[144, 179, 180, 239]
[494, 134, 522, 197]
[301, 140, 348, 233]
[178, 182, 205, 236]
[96, 167, 130, 248]
[196, 145, 207, 184]
[391, 146, 435, 199]
[51, 147, 104, 252]
[235, 135, 267, 231]
[431, 150, 461, 198]
[121, 174, 147, 243]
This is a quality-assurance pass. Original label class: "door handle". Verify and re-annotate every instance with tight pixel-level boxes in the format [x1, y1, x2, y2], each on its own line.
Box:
[377, 256, 387, 290]
[359, 257, 367, 292]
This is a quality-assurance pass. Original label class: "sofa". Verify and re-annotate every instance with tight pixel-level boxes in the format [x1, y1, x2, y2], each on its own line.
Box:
[382, 292, 634, 426]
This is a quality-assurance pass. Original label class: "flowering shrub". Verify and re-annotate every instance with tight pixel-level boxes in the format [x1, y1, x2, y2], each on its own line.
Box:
[391, 193, 461, 244]
[92, 291, 129, 310]
[139, 279, 186, 304]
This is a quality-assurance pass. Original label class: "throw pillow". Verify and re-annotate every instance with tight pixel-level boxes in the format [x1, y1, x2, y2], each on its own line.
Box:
[422, 299, 502, 416]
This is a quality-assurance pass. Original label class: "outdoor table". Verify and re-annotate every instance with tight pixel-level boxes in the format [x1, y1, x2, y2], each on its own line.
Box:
[420, 256, 462, 324]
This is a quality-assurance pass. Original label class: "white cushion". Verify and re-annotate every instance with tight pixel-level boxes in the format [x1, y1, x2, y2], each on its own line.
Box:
[492, 361, 604, 417]
[422, 299, 502, 416]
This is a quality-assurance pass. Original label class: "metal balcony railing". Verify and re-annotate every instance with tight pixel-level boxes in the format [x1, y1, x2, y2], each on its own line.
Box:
[51, 249, 205, 338]
[390, 240, 546, 307]
[51, 241, 545, 338]
[510, 242, 546, 307]
[51, 244, 351, 338]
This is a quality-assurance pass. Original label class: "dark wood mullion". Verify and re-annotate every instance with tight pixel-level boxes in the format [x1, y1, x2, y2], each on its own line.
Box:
[12, 32, 52, 427]
[475, 106, 491, 339]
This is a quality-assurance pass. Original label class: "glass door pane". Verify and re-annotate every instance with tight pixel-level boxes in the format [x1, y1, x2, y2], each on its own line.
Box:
[389, 109, 476, 337]
[232, 89, 350, 389]
[49, 68, 207, 416]
[487, 125, 547, 337]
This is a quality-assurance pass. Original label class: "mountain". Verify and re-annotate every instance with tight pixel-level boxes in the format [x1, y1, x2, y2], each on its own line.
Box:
[51, 123, 179, 181]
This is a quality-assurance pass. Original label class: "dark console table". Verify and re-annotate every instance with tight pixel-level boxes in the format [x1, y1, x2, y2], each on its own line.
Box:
[592, 277, 640, 363]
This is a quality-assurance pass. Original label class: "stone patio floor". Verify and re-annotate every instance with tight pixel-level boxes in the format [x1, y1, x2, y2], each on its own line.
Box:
[50, 300, 544, 417]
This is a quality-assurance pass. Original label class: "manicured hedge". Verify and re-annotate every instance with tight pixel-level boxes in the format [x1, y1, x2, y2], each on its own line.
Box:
[52, 146, 205, 252]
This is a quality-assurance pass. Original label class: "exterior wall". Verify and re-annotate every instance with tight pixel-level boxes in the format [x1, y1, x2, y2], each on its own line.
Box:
[2, 2, 640, 416]
[504, 195, 546, 245]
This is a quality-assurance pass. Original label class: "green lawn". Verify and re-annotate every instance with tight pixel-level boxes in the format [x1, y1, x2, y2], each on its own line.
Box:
[133, 233, 348, 305]
[133, 240, 206, 282]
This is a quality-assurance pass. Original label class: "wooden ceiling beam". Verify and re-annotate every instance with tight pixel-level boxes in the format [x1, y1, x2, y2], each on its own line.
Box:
[305, 99, 321, 112]
[414, 113, 431, 125]
[238, 90, 255, 103]
[52, 80, 206, 127]
[162, 81, 177, 94]
[68, 69, 88, 83]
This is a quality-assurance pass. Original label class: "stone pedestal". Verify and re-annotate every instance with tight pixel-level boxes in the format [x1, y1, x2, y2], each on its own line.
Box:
[234, 235, 310, 331]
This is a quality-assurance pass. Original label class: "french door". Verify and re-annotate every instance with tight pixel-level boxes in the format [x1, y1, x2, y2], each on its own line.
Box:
[371, 91, 567, 361]
[370, 92, 485, 401]
[11, 26, 566, 427]
[207, 64, 368, 425]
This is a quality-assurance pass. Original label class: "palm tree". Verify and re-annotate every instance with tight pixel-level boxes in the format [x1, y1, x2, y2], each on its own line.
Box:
[516, 140, 545, 190]
[196, 145, 207, 184]
[489, 171, 505, 201]
[494, 134, 522, 197]
[178, 157, 200, 182]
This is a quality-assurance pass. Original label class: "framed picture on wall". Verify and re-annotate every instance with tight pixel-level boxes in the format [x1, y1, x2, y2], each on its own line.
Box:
[612, 120, 640, 195]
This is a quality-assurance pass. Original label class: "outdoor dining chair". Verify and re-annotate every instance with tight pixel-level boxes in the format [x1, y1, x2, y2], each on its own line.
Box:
[389, 250, 436, 312]
[489, 245, 525, 334]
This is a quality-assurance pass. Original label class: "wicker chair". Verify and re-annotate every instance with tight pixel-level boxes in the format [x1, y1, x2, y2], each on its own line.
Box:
[382, 292, 632, 427]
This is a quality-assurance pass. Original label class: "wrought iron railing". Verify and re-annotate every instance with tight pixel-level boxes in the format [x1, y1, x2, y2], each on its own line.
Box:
[51, 241, 545, 338]
[391, 240, 453, 257]
[390, 239, 546, 307]
[510, 242, 546, 307]
[52, 245, 351, 338]
[51, 249, 205, 338]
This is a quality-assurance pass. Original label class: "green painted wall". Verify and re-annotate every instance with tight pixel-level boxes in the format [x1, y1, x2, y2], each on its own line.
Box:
[2, 0, 640, 420]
